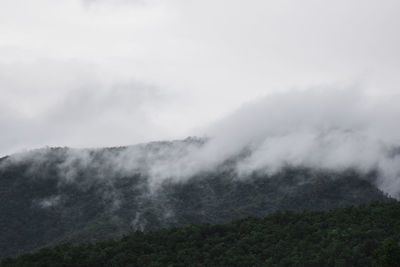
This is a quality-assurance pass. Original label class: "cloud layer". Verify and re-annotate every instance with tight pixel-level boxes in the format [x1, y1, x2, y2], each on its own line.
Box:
[133, 88, 400, 197]
[1, 0, 400, 156]
[5, 88, 400, 198]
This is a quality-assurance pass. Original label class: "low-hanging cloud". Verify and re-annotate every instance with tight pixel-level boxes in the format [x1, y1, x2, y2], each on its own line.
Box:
[91, 87, 400, 197]
[2, 87, 400, 199]
[199, 88, 400, 196]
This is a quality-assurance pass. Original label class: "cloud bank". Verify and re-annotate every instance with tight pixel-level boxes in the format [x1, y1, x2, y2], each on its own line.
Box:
[4, 88, 400, 198]
[2, 0, 400, 157]
[127, 88, 400, 197]
[203, 89, 400, 197]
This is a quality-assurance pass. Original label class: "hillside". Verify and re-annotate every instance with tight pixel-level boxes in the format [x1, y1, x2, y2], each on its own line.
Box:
[2, 201, 400, 267]
[0, 139, 389, 258]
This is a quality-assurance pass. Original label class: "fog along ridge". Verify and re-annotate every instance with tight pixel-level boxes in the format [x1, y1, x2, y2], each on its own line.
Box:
[0, 137, 389, 258]
[3, 89, 400, 197]
[1, 89, 400, 258]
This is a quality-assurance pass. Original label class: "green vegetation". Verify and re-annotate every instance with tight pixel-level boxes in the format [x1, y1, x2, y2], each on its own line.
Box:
[0, 143, 390, 259]
[2, 201, 400, 266]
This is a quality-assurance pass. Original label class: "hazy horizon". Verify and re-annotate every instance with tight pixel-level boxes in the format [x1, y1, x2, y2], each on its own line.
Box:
[1, 0, 400, 157]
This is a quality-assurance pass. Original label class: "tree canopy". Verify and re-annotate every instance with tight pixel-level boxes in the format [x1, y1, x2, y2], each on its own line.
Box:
[2, 200, 400, 267]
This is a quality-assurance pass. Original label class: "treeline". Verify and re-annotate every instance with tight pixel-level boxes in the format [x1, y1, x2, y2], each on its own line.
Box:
[2, 201, 400, 266]
[1, 149, 388, 259]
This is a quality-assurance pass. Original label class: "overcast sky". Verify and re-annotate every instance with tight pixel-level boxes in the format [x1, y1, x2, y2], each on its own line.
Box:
[1, 0, 400, 156]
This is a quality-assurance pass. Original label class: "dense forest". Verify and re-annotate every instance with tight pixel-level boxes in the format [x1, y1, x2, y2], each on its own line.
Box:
[2, 200, 400, 266]
[0, 141, 389, 258]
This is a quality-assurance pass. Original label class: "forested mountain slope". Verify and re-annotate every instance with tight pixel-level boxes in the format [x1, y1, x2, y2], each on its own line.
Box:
[2, 201, 400, 267]
[0, 139, 389, 258]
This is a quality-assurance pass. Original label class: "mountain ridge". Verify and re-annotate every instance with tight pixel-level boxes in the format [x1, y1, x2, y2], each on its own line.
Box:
[0, 138, 390, 258]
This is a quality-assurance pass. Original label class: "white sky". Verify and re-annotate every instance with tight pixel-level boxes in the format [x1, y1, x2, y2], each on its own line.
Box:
[1, 0, 400, 156]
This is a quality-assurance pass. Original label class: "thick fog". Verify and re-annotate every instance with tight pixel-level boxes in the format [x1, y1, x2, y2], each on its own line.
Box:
[1, 0, 400, 198]
[139, 88, 400, 197]
[3, 88, 400, 198]
[204, 89, 400, 195]
[1, 0, 400, 156]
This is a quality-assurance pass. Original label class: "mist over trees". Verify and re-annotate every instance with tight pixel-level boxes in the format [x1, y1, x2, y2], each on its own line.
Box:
[0, 141, 389, 259]
[2, 0, 400, 265]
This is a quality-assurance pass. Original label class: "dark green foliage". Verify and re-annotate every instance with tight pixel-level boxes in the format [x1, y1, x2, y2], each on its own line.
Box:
[373, 238, 400, 266]
[0, 144, 389, 259]
[2, 201, 400, 267]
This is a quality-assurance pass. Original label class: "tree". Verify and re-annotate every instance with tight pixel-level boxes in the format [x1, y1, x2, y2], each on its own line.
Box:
[373, 238, 400, 267]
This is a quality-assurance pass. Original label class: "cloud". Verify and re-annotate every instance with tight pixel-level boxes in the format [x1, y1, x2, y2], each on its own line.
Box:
[1, 0, 400, 198]
[54, 87, 395, 197]
[0, 58, 174, 156]
[81, 0, 147, 8]
[2, 0, 400, 157]
[39, 87, 400, 197]
[3, 87, 400, 201]
[197, 88, 400, 196]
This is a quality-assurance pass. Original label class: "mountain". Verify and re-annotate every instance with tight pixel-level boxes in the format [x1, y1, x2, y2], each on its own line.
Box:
[0, 138, 389, 258]
[2, 200, 400, 267]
